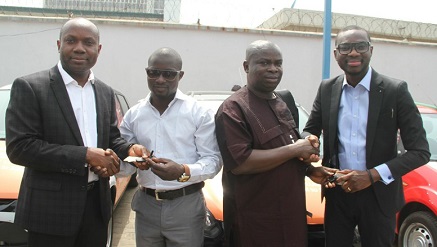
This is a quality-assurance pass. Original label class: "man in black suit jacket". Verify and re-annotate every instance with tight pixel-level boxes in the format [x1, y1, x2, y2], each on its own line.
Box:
[6, 18, 144, 247]
[302, 25, 430, 246]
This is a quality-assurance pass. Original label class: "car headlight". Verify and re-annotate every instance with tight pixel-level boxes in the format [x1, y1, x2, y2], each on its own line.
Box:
[0, 200, 17, 213]
[204, 208, 223, 239]
[0, 200, 17, 223]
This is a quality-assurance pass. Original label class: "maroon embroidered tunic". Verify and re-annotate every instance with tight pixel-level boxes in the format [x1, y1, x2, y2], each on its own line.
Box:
[215, 87, 308, 247]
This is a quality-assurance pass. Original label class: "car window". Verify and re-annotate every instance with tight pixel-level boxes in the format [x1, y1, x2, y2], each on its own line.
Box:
[296, 106, 308, 133]
[0, 89, 10, 140]
[397, 111, 437, 161]
[114, 91, 130, 128]
[115, 92, 130, 115]
[422, 113, 437, 160]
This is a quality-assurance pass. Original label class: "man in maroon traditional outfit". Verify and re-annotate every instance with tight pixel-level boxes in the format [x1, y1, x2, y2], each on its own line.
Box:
[215, 40, 334, 247]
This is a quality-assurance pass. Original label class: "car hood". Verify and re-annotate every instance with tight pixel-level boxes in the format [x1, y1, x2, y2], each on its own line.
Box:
[0, 141, 23, 199]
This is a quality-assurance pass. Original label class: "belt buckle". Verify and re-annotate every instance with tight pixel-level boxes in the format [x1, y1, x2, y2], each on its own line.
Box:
[155, 189, 165, 201]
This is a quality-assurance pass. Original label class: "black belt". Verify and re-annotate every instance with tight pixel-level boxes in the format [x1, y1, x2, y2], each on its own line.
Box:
[87, 181, 99, 191]
[140, 182, 204, 200]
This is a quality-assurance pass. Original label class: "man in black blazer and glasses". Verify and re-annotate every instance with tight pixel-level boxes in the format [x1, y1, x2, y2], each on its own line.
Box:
[302, 25, 430, 247]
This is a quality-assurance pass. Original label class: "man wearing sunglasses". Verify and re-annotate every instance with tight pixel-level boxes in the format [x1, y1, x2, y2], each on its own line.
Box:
[302, 25, 430, 246]
[117, 47, 222, 247]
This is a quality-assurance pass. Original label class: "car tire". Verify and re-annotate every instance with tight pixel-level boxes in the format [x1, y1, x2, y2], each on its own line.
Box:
[399, 211, 437, 247]
[128, 172, 138, 188]
[106, 203, 114, 247]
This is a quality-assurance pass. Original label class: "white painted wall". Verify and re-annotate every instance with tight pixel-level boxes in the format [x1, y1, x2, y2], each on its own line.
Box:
[1, 16, 436, 111]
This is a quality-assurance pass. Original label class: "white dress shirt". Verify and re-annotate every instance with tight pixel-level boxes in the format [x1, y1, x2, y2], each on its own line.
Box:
[58, 62, 98, 182]
[118, 89, 222, 190]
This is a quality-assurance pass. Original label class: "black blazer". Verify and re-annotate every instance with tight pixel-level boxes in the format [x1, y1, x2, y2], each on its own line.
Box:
[6, 66, 131, 236]
[302, 69, 430, 216]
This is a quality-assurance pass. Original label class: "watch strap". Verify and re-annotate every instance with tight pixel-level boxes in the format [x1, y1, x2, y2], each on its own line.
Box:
[182, 164, 190, 176]
[177, 164, 191, 182]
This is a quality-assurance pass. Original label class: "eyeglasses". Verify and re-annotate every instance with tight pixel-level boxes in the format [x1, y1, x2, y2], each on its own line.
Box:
[336, 42, 371, 55]
[145, 68, 180, 81]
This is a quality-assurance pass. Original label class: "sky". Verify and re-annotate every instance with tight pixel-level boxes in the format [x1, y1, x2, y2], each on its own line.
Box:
[1, 0, 436, 28]
[179, 0, 437, 27]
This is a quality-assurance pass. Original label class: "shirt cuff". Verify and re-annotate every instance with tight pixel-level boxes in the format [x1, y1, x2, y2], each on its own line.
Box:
[374, 164, 395, 185]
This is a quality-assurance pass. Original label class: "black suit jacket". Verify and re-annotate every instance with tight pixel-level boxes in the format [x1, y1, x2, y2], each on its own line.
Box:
[302, 69, 430, 216]
[6, 66, 131, 236]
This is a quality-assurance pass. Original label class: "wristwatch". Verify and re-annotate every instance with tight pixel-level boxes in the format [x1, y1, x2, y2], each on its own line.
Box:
[177, 164, 191, 182]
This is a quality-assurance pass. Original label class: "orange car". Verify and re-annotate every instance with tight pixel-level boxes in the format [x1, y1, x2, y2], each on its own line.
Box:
[186, 91, 326, 246]
[0, 84, 136, 247]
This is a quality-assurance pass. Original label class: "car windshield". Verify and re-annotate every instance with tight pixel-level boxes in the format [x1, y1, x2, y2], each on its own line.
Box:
[422, 113, 437, 160]
[0, 89, 10, 140]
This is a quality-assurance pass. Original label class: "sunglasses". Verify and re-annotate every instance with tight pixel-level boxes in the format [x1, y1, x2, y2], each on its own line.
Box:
[145, 68, 180, 81]
[336, 42, 371, 55]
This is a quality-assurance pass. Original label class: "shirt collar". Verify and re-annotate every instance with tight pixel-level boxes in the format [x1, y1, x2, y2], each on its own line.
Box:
[342, 66, 372, 91]
[145, 89, 188, 105]
[57, 61, 95, 86]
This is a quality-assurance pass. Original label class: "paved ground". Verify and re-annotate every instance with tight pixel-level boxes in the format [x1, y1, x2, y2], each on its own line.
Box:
[112, 186, 330, 247]
[112, 186, 137, 247]
[112, 187, 379, 247]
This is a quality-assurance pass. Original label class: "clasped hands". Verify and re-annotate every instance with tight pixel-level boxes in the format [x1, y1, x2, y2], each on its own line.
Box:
[296, 135, 338, 186]
[88, 144, 147, 177]
[296, 135, 321, 163]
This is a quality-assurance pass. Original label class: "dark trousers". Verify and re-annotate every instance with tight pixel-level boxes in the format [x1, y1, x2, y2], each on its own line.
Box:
[28, 182, 108, 247]
[324, 186, 396, 247]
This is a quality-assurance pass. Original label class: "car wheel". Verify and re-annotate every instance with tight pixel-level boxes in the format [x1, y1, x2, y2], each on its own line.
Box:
[106, 203, 114, 247]
[399, 211, 437, 247]
[128, 172, 138, 188]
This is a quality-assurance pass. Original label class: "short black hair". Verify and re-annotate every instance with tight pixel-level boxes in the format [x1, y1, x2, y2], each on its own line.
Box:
[335, 25, 371, 46]
[148, 47, 183, 70]
[245, 40, 281, 62]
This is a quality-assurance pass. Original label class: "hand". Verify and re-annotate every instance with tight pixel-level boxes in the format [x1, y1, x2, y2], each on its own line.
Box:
[307, 166, 336, 185]
[86, 147, 120, 176]
[146, 157, 184, 181]
[128, 145, 152, 170]
[300, 153, 320, 163]
[306, 135, 320, 148]
[128, 144, 149, 157]
[90, 165, 110, 177]
[292, 139, 320, 161]
[335, 170, 372, 193]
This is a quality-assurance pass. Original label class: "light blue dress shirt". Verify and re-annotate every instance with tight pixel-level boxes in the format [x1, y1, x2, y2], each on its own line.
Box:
[338, 67, 394, 184]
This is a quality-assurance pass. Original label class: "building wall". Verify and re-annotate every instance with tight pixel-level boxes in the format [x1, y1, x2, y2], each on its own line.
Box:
[44, 0, 165, 14]
[42, 0, 180, 21]
[1, 16, 436, 111]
